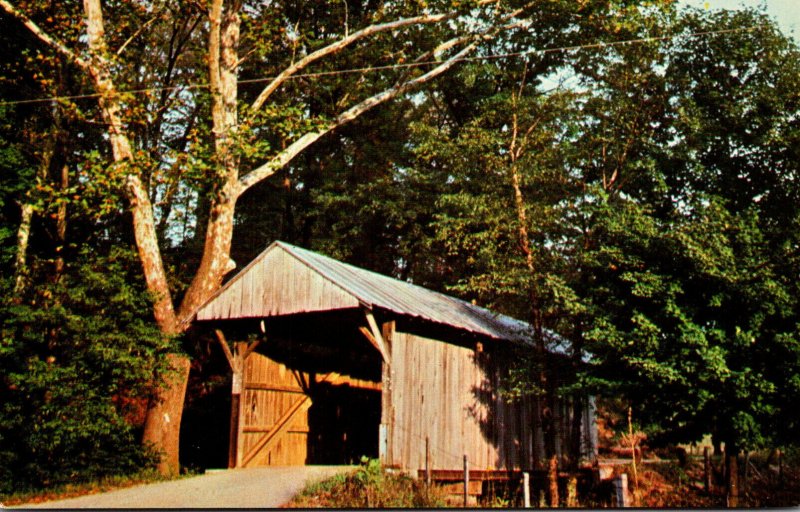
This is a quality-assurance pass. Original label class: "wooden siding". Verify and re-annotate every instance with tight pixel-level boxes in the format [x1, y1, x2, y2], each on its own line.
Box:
[241, 351, 309, 466]
[384, 330, 539, 471]
[238, 349, 383, 467]
[196, 248, 359, 320]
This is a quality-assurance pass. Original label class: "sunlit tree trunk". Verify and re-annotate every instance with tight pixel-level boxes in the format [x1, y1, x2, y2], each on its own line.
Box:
[1, 0, 522, 476]
[13, 125, 58, 294]
[507, 78, 562, 464]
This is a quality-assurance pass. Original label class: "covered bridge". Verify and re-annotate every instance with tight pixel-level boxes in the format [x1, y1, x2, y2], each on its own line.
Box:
[194, 241, 596, 471]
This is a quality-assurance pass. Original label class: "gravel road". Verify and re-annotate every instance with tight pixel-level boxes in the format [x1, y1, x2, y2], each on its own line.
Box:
[14, 466, 351, 509]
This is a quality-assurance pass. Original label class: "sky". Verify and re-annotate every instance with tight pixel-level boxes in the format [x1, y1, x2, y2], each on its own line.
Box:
[679, 0, 800, 38]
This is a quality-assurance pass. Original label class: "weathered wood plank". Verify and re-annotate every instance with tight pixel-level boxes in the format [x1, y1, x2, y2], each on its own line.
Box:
[197, 247, 360, 320]
[387, 330, 540, 472]
[363, 309, 390, 363]
[241, 395, 311, 467]
[244, 383, 306, 393]
[243, 425, 311, 434]
[239, 352, 309, 466]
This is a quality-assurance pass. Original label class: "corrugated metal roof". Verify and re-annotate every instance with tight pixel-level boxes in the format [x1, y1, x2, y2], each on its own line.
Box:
[274, 241, 533, 343]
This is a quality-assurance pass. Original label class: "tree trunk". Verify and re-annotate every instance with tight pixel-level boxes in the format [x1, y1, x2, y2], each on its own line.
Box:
[54, 164, 68, 280]
[141, 354, 192, 475]
[83, 0, 185, 474]
[14, 127, 58, 294]
[175, 0, 241, 324]
[13, 203, 35, 295]
[508, 100, 558, 460]
[2, 0, 524, 478]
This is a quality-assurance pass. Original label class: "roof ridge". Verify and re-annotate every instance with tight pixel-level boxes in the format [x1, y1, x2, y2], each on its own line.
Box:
[279, 241, 483, 308]
[274, 241, 367, 305]
[276, 241, 529, 337]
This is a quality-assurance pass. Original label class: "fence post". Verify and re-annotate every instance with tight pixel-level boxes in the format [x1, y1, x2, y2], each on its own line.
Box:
[523, 471, 531, 508]
[744, 451, 750, 491]
[614, 473, 629, 508]
[567, 475, 578, 507]
[778, 449, 784, 488]
[463, 454, 469, 507]
[704, 446, 712, 494]
[548, 455, 559, 507]
[727, 455, 739, 508]
[425, 437, 431, 486]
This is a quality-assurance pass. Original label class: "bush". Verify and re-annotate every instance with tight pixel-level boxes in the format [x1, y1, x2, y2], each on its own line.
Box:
[289, 457, 447, 508]
[0, 248, 175, 496]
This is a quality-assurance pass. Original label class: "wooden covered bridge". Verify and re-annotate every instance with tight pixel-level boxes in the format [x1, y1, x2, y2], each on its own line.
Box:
[194, 241, 597, 471]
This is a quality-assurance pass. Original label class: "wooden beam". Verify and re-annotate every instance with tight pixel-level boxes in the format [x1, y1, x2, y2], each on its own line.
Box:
[241, 395, 312, 467]
[242, 337, 262, 361]
[214, 329, 235, 370]
[244, 383, 306, 393]
[362, 308, 390, 363]
[243, 425, 311, 434]
[359, 326, 389, 363]
[314, 371, 382, 391]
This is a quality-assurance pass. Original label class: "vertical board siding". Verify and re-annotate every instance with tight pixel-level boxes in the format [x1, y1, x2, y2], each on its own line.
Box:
[197, 249, 360, 320]
[241, 351, 309, 466]
[387, 331, 536, 471]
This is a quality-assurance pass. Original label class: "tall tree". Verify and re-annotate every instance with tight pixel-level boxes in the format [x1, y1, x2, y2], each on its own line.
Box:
[0, 0, 539, 474]
[574, 7, 800, 453]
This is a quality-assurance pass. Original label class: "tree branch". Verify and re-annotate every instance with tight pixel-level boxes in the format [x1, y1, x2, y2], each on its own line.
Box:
[238, 2, 535, 195]
[239, 40, 478, 194]
[249, 12, 456, 112]
[0, 0, 89, 70]
[116, 13, 162, 56]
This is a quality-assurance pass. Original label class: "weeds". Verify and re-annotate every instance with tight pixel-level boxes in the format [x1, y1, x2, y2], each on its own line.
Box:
[0, 468, 175, 507]
[286, 457, 447, 508]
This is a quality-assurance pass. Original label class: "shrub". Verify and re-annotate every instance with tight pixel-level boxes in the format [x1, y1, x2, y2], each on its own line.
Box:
[288, 457, 447, 508]
[0, 248, 175, 496]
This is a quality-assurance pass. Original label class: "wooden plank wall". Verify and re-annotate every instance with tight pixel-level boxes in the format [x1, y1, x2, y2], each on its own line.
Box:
[241, 351, 309, 466]
[197, 247, 359, 320]
[385, 330, 539, 471]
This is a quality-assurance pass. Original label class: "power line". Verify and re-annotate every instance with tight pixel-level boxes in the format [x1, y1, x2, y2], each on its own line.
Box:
[0, 24, 763, 108]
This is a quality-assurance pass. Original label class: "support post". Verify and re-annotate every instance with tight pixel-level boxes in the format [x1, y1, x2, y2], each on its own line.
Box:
[567, 476, 578, 507]
[614, 473, 629, 508]
[425, 437, 431, 486]
[215, 329, 261, 469]
[727, 455, 739, 508]
[548, 455, 559, 507]
[228, 393, 240, 468]
[704, 446, 712, 494]
[233, 341, 247, 467]
[523, 471, 531, 508]
[463, 454, 469, 507]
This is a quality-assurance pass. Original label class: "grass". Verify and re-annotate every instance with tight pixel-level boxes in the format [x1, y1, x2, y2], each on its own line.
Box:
[285, 457, 448, 508]
[0, 468, 181, 507]
[608, 450, 800, 508]
[287, 454, 799, 508]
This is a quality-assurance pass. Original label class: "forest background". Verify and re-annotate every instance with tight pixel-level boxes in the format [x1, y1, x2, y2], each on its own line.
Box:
[0, 0, 798, 496]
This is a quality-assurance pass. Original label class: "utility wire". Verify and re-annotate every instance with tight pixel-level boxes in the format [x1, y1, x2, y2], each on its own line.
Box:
[0, 24, 763, 108]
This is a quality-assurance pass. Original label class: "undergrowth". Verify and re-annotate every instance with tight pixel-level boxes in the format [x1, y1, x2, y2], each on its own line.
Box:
[286, 457, 447, 508]
[0, 467, 179, 507]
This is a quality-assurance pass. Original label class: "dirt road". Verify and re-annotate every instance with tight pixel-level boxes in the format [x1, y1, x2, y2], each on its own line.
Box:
[15, 466, 351, 509]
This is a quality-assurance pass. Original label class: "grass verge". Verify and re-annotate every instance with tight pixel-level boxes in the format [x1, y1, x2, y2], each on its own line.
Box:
[0, 468, 180, 507]
[285, 458, 448, 508]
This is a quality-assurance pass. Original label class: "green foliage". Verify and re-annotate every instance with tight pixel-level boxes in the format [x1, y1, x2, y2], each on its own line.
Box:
[290, 458, 446, 508]
[575, 7, 800, 452]
[0, 247, 175, 495]
[403, 2, 800, 456]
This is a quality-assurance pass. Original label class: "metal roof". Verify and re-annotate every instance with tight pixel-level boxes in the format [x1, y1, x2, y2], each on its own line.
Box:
[194, 240, 529, 343]
[277, 242, 533, 343]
